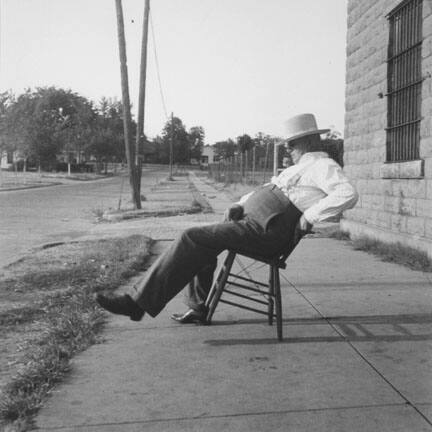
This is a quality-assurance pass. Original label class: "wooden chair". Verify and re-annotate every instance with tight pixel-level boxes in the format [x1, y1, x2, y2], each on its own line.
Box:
[205, 227, 310, 341]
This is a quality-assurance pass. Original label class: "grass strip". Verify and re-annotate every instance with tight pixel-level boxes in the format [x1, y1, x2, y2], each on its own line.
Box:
[327, 229, 432, 272]
[0, 235, 154, 431]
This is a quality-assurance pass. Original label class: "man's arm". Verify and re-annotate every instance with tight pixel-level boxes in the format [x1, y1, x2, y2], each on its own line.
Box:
[302, 159, 358, 225]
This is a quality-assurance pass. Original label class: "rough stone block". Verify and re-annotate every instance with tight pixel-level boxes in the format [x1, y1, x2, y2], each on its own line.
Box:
[380, 160, 424, 179]
[420, 116, 432, 139]
[419, 137, 432, 158]
[426, 179, 432, 199]
[416, 199, 432, 218]
[384, 195, 400, 213]
[366, 209, 379, 226]
[424, 0, 432, 19]
[390, 214, 407, 233]
[406, 216, 426, 236]
[390, 179, 426, 199]
[372, 162, 382, 179]
[400, 179, 427, 198]
[423, 14, 432, 38]
[399, 198, 416, 216]
[372, 194, 385, 211]
[355, 179, 369, 193]
[376, 211, 391, 228]
[425, 219, 432, 238]
[367, 179, 381, 193]
[361, 194, 373, 209]
[424, 158, 432, 178]
[380, 179, 393, 195]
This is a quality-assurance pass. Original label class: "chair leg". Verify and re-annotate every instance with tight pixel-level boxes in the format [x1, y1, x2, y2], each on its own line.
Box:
[268, 265, 274, 326]
[273, 265, 283, 341]
[205, 251, 236, 324]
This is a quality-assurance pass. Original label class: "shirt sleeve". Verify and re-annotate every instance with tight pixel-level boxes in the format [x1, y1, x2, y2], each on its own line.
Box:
[302, 159, 358, 225]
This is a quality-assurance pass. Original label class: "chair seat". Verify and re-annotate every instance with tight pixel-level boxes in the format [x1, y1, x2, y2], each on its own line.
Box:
[204, 227, 311, 341]
[227, 249, 287, 268]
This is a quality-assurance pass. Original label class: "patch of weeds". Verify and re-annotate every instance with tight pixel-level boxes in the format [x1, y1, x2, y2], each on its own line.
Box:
[324, 229, 432, 272]
[0, 235, 153, 430]
[0, 307, 46, 327]
[0, 288, 104, 427]
[352, 238, 432, 272]
[1, 264, 98, 293]
[327, 229, 350, 241]
[90, 207, 105, 219]
[191, 199, 203, 210]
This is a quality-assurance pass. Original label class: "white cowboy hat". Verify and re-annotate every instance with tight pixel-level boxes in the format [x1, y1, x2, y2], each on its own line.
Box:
[284, 113, 330, 142]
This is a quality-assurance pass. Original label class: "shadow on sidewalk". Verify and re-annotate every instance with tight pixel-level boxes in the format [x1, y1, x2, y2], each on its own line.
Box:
[204, 312, 432, 345]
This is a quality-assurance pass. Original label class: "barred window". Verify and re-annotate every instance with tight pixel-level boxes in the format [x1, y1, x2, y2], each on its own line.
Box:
[386, 0, 423, 162]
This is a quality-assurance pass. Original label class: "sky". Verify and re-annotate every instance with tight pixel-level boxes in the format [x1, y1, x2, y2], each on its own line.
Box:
[0, 0, 348, 144]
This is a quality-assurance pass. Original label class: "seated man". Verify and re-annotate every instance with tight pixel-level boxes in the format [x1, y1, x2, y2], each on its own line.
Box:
[96, 113, 358, 322]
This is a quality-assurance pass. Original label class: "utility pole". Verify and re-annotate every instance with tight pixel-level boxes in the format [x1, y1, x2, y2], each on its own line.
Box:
[273, 140, 283, 177]
[135, 0, 150, 196]
[252, 146, 256, 184]
[115, 0, 141, 209]
[169, 112, 174, 180]
[263, 141, 269, 183]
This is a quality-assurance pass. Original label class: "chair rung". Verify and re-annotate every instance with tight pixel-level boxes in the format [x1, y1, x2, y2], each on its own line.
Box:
[226, 280, 270, 296]
[228, 273, 268, 288]
[220, 298, 274, 317]
[223, 288, 270, 305]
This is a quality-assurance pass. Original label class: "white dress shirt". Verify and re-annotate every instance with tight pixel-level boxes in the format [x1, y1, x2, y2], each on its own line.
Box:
[238, 152, 358, 225]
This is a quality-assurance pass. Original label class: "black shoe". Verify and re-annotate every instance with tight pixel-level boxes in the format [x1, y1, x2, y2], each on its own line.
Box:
[171, 308, 207, 324]
[95, 293, 145, 321]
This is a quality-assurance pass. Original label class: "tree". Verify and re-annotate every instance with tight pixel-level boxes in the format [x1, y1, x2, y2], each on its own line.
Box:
[188, 126, 205, 162]
[0, 87, 97, 171]
[213, 139, 236, 160]
[237, 134, 253, 154]
[322, 128, 344, 166]
[87, 98, 127, 168]
[237, 134, 253, 179]
[160, 116, 189, 164]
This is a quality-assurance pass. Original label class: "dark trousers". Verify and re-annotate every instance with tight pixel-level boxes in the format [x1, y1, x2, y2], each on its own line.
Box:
[131, 206, 301, 317]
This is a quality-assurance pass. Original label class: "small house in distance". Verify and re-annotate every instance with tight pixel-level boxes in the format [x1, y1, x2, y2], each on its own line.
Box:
[342, 0, 432, 258]
[200, 145, 217, 168]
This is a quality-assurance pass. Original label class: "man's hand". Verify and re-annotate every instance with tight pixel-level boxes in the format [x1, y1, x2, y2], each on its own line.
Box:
[223, 204, 244, 222]
[297, 215, 312, 232]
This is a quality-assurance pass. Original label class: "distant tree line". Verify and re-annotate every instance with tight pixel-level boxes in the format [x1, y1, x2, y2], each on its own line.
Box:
[211, 129, 343, 170]
[0, 86, 343, 173]
[0, 87, 126, 171]
[0, 87, 206, 172]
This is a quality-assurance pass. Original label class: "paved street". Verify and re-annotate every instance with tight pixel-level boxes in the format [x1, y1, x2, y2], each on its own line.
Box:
[0, 168, 166, 268]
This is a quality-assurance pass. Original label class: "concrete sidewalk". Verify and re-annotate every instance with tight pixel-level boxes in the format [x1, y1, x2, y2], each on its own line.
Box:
[35, 174, 432, 431]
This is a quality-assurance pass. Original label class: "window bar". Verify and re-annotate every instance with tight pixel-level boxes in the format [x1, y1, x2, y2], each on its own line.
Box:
[410, 98, 414, 152]
[386, 117, 422, 130]
[386, 40, 422, 63]
[409, 4, 413, 159]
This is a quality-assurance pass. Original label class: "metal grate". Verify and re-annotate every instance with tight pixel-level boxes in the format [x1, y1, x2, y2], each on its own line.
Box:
[386, 0, 423, 162]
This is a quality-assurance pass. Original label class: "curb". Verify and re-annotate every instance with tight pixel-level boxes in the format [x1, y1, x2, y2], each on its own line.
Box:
[0, 182, 62, 192]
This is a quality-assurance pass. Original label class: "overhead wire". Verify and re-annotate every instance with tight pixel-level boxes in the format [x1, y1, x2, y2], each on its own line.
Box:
[149, 11, 169, 120]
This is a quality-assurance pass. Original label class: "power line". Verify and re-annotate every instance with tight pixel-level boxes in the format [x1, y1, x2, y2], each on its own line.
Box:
[149, 11, 168, 120]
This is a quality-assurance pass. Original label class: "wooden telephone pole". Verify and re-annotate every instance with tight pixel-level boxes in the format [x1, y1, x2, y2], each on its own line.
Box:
[169, 112, 174, 180]
[115, 0, 150, 209]
[135, 0, 151, 197]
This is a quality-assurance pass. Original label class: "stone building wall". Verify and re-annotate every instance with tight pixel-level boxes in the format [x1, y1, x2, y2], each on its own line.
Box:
[341, 0, 432, 258]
